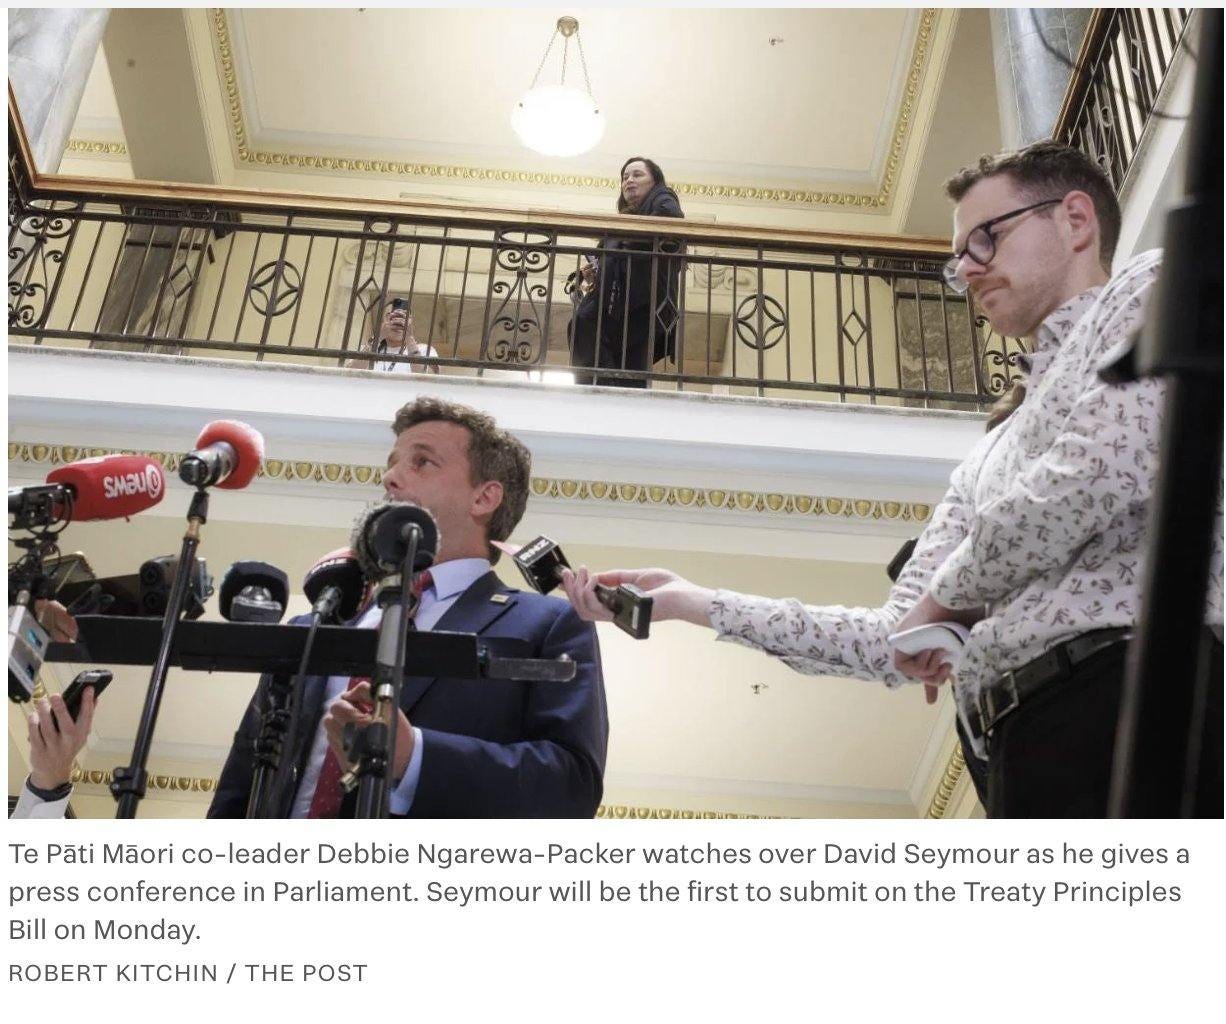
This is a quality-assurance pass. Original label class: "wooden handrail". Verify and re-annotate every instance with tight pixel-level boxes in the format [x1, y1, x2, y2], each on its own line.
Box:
[1051, 8, 1114, 142]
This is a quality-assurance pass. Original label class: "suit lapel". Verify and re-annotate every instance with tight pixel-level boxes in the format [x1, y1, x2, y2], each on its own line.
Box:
[398, 570, 519, 714]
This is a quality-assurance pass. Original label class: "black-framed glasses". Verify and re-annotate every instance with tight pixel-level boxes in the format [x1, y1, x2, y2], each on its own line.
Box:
[942, 198, 1063, 294]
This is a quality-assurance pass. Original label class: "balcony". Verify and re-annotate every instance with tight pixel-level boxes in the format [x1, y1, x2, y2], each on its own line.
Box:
[10, 106, 1019, 412]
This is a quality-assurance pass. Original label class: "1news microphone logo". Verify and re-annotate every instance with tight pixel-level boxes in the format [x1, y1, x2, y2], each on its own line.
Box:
[102, 462, 164, 502]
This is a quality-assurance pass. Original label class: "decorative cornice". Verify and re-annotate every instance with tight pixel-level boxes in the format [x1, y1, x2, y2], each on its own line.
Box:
[73, 768, 218, 795]
[68, 768, 767, 816]
[211, 6, 250, 160]
[70, 768, 952, 820]
[65, 139, 129, 157]
[529, 477, 933, 523]
[596, 805, 771, 820]
[208, 7, 937, 209]
[880, 7, 936, 207]
[924, 744, 966, 819]
[9, 442, 934, 525]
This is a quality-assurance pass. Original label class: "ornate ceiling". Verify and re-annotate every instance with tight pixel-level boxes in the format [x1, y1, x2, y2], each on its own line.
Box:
[63, 7, 967, 219]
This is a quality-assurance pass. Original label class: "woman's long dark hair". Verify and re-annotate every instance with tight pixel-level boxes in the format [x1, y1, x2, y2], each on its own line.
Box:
[617, 156, 667, 213]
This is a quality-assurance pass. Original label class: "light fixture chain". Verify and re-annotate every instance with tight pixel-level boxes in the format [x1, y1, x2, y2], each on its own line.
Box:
[560, 35, 570, 86]
[529, 28, 560, 89]
[575, 31, 596, 97]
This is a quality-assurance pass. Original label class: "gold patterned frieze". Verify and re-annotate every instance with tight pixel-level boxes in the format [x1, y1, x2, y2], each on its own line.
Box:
[67, 770, 941, 820]
[596, 805, 773, 820]
[65, 139, 129, 158]
[72, 768, 219, 795]
[208, 7, 937, 209]
[9, 442, 933, 526]
[924, 744, 967, 819]
[529, 477, 932, 524]
[67, 768, 766, 816]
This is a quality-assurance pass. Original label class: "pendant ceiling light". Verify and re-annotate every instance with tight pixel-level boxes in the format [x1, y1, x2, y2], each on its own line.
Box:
[512, 16, 605, 158]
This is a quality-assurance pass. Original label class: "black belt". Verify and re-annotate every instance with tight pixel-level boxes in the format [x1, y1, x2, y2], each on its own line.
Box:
[969, 628, 1132, 742]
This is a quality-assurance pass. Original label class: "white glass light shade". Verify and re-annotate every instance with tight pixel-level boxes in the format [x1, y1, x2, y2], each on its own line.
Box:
[511, 85, 605, 157]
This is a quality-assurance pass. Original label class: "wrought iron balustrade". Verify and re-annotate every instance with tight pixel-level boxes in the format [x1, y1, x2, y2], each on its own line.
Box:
[9, 144, 1020, 411]
[1054, 7, 1193, 191]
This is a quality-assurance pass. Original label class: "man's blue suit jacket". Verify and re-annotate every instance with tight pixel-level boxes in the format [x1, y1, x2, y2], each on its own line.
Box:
[208, 570, 608, 818]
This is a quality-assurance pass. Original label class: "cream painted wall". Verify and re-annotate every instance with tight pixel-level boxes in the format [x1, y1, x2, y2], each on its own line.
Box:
[57, 153, 135, 179]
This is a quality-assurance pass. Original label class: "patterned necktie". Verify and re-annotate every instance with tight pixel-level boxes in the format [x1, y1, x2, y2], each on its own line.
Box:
[305, 570, 433, 818]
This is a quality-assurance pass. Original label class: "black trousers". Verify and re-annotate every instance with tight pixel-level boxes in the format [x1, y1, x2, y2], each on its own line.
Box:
[969, 636, 1224, 818]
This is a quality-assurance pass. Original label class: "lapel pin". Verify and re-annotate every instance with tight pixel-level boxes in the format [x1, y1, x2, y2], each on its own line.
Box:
[490, 593, 510, 604]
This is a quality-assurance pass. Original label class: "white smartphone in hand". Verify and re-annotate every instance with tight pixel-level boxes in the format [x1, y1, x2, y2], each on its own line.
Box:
[887, 622, 971, 669]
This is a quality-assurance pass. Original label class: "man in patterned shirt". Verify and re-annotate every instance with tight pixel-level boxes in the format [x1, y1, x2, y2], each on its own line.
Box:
[561, 141, 1223, 818]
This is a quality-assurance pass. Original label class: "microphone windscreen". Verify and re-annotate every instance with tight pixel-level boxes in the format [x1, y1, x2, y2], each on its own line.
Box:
[46, 455, 166, 521]
[350, 501, 440, 580]
[219, 560, 289, 621]
[302, 547, 366, 621]
[193, 420, 265, 490]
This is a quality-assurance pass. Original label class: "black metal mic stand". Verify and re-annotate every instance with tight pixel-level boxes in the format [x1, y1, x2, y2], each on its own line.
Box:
[245, 672, 293, 819]
[1109, 9, 1222, 817]
[113, 488, 209, 818]
[245, 586, 343, 818]
[346, 525, 421, 818]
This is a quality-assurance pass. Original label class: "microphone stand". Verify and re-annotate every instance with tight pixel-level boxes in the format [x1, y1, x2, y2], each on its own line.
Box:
[246, 587, 341, 818]
[245, 671, 293, 819]
[1109, 10, 1223, 817]
[113, 488, 209, 818]
[347, 525, 421, 818]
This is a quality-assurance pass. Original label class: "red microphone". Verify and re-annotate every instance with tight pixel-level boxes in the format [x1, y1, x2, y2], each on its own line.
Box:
[45, 455, 166, 521]
[178, 420, 265, 490]
[302, 547, 368, 622]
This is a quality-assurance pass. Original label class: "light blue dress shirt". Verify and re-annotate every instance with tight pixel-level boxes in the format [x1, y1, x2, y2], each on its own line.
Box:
[290, 558, 492, 817]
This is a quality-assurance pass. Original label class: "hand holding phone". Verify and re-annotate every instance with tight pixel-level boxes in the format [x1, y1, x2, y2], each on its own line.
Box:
[62, 669, 112, 722]
[27, 676, 104, 792]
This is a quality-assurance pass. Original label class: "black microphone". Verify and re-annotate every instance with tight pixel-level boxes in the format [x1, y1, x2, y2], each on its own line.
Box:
[219, 561, 289, 623]
[350, 501, 440, 581]
[8, 483, 71, 527]
[302, 548, 366, 623]
[498, 536, 653, 640]
[342, 501, 440, 817]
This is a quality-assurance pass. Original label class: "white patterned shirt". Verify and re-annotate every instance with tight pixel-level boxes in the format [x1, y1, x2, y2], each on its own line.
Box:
[709, 249, 1223, 757]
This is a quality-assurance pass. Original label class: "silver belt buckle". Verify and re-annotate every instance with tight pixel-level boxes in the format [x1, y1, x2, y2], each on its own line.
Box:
[976, 670, 1021, 738]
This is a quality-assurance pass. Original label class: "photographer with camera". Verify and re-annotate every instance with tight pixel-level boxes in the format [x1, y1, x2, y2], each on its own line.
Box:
[346, 300, 439, 375]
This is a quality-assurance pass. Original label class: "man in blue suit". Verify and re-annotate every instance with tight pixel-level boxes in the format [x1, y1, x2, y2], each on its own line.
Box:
[209, 396, 607, 818]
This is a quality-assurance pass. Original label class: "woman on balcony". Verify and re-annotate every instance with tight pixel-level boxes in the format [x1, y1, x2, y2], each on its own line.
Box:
[568, 157, 685, 388]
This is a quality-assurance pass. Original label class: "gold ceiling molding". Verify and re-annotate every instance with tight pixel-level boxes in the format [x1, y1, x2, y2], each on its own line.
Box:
[73, 768, 218, 795]
[879, 7, 936, 208]
[208, 7, 937, 209]
[69, 769, 940, 820]
[924, 744, 967, 819]
[597, 805, 772, 820]
[211, 6, 250, 160]
[65, 139, 129, 157]
[530, 478, 932, 523]
[10, 442, 933, 526]
[68, 769, 766, 817]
